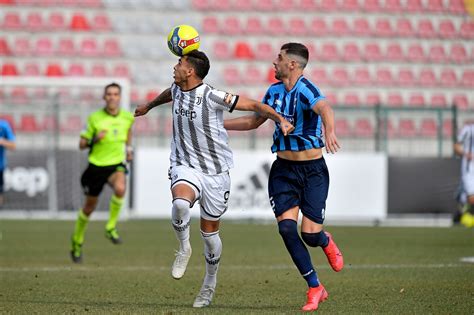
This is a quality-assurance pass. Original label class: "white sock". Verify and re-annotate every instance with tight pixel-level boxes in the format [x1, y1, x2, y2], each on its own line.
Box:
[201, 230, 222, 288]
[171, 198, 191, 252]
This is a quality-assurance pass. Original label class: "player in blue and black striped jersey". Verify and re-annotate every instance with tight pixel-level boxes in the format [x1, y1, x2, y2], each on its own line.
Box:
[224, 43, 343, 312]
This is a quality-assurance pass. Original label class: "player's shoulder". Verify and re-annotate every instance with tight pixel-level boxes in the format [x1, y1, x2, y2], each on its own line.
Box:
[266, 81, 285, 94]
[297, 76, 323, 97]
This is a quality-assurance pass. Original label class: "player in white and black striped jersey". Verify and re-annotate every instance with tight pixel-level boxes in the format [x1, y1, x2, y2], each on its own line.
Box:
[135, 50, 294, 308]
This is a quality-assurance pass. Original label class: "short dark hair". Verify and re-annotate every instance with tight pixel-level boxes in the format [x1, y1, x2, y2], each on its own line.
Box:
[104, 82, 122, 94]
[281, 43, 309, 68]
[185, 50, 210, 79]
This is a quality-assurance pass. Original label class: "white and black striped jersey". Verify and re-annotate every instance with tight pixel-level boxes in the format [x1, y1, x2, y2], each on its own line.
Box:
[457, 123, 474, 174]
[169, 82, 239, 175]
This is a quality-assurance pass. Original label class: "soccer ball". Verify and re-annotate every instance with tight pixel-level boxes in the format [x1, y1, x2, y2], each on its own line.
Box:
[167, 25, 201, 57]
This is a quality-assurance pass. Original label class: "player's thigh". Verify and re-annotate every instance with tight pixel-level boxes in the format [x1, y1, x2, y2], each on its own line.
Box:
[199, 172, 231, 221]
[268, 160, 300, 218]
[81, 165, 108, 197]
[108, 170, 127, 195]
[300, 158, 329, 225]
[169, 165, 201, 204]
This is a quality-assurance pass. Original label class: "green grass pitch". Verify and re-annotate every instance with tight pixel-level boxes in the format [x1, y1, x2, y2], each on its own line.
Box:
[1, 220, 473, 314]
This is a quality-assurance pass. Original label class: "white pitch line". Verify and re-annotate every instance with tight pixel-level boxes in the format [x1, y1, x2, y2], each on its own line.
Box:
[0, 263, 470, 272]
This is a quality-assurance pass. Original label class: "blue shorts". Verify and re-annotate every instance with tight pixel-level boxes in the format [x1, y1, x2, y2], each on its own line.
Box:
[268, 157, 329, 224]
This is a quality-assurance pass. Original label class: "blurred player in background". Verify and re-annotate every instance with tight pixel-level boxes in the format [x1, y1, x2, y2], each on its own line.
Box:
[224, 43, 343, 311]
[454, 121, 474, 228]
[70, 82, 134, 263]
[0, 118, 16, 207]
[134, 50, 293, 308]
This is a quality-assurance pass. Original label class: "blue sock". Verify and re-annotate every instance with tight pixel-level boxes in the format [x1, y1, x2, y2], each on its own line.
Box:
[278, 219, 319, 287]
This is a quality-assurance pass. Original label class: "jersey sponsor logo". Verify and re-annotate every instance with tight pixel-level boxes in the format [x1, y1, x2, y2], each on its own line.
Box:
[175, 106, 197, 121]
[4, 167, 49, 197]
[196, 96, 203, 106]
[205, 255, 221, 265]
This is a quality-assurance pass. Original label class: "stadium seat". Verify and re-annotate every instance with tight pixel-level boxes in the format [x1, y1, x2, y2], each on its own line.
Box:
[26, 12, 44, 32]
[398, 119, 417, 138]
[81, 0, 103, 7]
[417, 20, 436, 38]
[428, 44, 447, 63]
[42, 115, 58, 132]
[461, 69, 474, 88]
[222, 16, 241, 35]
[134, 116, 155, 135]
[274, 0, 297, 11]
[45, 63, 63, 76]
[387, 92, 404, 107]
[324, 92, 338, 105]
[339, 0, 360, 11]
[79, 38, 100, 57]
[331, 18, 350, 36]
[309, 18, 328, 37]
[2, 12, 22, 30]
[1, 63, 19, 76]
[35, 38, 54, 56]
[319, 43, 339, 61]
[319, 0, 338, 11]
[13, 37, 30, 56]
[373, 18, 393, 37]
[47, 12, 66, 31]
[267, 17, 286, 36]
[19, 114, 40, 132]
[245, 17, 264, 35]
[364, 42, 382, 61]
[397, 68, 416, 87]
[419, 118, 438, 138]
[406, 0, 423, 12]
[438, 20, 456, 39]
[92, 14, 111, 31]
[223, 66, 241, 85]
[234, 41, 254, 59]
[335, 118, 351, 137]
[233, 0, 252, 10]
[419, 68, 437, 87]
[395, 18, 414, 37]
[254, 0, 274, 11]
[300, 0, 318, 10]
[243, 65, 264, 85]
[67, 63, 86, 76]
[352, 18, 371, 36]
[202, 16, 219, 34]
[363, 0, 381, 12]
[266, 67, 279, 84]
[91, 64, 107, 77]
[70, 13, 90, 31]
[24, 62, 40, 76]
[384, 0, 403, 12]
[354, 119, 373, 137]
[212, 0, 231, 10]
[426, 0, 444, 12]
[386, 43, 404, 61]
[305, 42, 316, 59]
[61, 115, 82, 133]
[145, 89, 158, 102]
[343, 92, 361, 106]
[103, 38, 122, 57]
[0, 38, 11, 56]
[11, 87, 29, 105]
[191, 0, 209, 10]
[442, 119, 453, 137]
[452, 94, 469, 109]
[332, 68, 350, 87]
[379, 119, 396, 138]
[408, 93, 425, 107]
[213, 40, 231, 59]
[288, 17, 307, 36]
[375, 68, 393, 86]
[449, 0, 467, 14]
[57, 38, 75, 56]
[450, 44, 468, 64]
[353, 68, 371, 86]
[365, 93, 381, 106]
[406, 43, 426, 63]
[459, 21, 474, 39]
[439, 68, 458, 87]
[342, 42, 361, 62]
[254, 41, 274, 60]
[429, 94, 448, 108]
[112, 64, 130, 78]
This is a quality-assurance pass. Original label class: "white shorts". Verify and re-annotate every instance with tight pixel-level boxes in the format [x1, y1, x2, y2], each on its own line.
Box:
[169, 165, 231, 221]
[462, 171, 474, 196]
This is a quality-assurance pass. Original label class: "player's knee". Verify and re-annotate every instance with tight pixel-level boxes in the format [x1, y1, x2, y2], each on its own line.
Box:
[114, 185, 126, 198]
[301, 231, 327, 247]
[278, 219, 298, 239]
[173, 198, 191, 213]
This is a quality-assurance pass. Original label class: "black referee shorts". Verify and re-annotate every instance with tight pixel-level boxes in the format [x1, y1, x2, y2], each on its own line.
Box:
[80, 163, 127, 197]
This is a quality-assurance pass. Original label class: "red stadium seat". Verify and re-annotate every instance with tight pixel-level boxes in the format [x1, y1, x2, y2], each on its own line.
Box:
[213, 0, 231, 10]
[57, 38, 75, 56]
[439, 68, 458, 87]
[375, 68, 393, 86]
[406, 43, 426, 62]
[442, 119, 453, 137]
[0, 38, 11, 56]
[300, 0, 318, 10]
[449, 0, 467, 14]
[453, 94, 469, 109]
[419, 118, 438, 137]
[234, 41, 254, 59]
[461, 69, 474, 87]
[254, 0, 274, 11]
[19, 114, 40, 132]
[24, 62, 40, 76]
[386, 43, 404, 61]
[365, 93, 381, 106]
[42, 115, 58, 132]
[395, 18, 414, 37]
[11, 87, 29, 105]
[222, 16, 241, 35]
[92, 14, 111, 31]
[353, 68, 371, 86]
[398, 119, 417, 138]
[47, 12, 66, 31]
[310, 68, 330, 86]
[354, 119, 373, 137]
[91, 64, 107, 77]
[254, 41, 274, 60]
[373, 18, 393, 37]
[419, 68, 437, 87]
[274, 0, 297, 11]
[134, 116, 155, 136]
[35, 37, 54, 56]
[429, 94, 448, 108]
[439, 20, 456, 39]
[103, 38, 122, 57]
[1, 63, 19, 76]
[2, 12, 22, 30]
[70, 13, 90, 31]
[309, 18, 328, 37]
[81, 0, 102, 7]
[45, 63, 63, 76]
[342, 92, 361, 106]
[61, 115, 82, 133]
[426, 0, 444, 12]
[319, 0, 338, 11]
[335, 118, 351, 137]
[146, 90, 159, 102]
[67, 63, 86, 76]
[288, 17, 307, 36]
[245, 17, 264, 35]
[267, 17, 286, 36]
[417, 19, 436, 38]
[331, 18, 350, 36]
[384, 0, 403, 12]
[319, 43, 339, 61]
[342, 42, 361, 62]
[397, 68, 416, 87]
[352, 18, 371, 36]
[406, 0, 423, 12]
[79, 38, 100, 57]
[428, 44, 447, 63]
[243, 65, 264, 85]
[363, 0, 381, 12]
[408, 93, 426, 107]
[202, 16, 219, 34]
[332, 68, 350, 87]
[233, 0, 252, 10]
[364, 42, 382, 61]
[340, 0, 360, 11]
[192, 0, 209, 10]
[223, 66, 241, 85]
[13, 38, 30, 56]
[112, 64, 130, 78]
[324, 92, 338, 105]
[460, 21, 474, 39]
[213, 40, 231, 59]
[450, 44, 468, 64]
[387, 93, 404, 107]
[26, 12, 44, 32]
[379, 119, 396, 138]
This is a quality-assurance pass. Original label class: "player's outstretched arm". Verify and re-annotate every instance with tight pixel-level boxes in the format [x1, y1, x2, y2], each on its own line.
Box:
[134, 88, 172, 117]
[234, 96, 294, 136]
[224, 114, 267, 131]
[313, 99, 340, 154]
